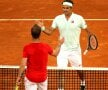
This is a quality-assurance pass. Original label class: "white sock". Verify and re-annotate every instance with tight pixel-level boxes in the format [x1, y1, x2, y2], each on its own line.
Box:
[81, 80, 85, 86]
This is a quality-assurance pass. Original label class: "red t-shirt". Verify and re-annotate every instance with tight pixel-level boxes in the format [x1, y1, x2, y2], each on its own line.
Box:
[23, 43, 53, 83]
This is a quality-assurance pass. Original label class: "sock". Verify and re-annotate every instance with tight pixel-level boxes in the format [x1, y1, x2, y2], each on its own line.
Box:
[81, 80, 85, 86]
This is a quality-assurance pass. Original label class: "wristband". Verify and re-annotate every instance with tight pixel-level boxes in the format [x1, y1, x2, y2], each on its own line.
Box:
[41, 26, 45, 31]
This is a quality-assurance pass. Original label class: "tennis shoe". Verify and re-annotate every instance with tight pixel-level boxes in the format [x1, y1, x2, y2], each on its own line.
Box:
[80, 85, 85, 90]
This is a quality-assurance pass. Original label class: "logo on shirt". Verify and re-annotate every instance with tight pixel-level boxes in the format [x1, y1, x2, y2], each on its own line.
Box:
[71, 20, 74, 23]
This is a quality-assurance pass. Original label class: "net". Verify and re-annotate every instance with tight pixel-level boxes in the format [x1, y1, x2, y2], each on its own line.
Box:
[0, 65, 108, 90]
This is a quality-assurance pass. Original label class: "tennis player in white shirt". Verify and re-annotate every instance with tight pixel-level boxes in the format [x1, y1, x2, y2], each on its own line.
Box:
[37, 0, 91, 90]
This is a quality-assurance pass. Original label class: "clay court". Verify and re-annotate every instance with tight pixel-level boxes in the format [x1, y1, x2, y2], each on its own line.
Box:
[0, 0, 108, 67]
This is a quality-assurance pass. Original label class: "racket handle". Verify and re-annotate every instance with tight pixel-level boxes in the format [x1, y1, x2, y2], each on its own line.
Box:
[83, 50, 88, 55]
[15, 85, 19, 90]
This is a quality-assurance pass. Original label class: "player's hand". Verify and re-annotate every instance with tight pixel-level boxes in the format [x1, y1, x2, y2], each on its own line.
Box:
[16, 77, 21, 86]
[58, 37, 64, 46]
[35, 19, 44, 27]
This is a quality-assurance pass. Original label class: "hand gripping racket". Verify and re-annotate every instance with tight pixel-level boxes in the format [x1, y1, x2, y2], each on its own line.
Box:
[15, 72, 24, 90]
[83, 34, 98, 55]
[15, 84, 19, 90]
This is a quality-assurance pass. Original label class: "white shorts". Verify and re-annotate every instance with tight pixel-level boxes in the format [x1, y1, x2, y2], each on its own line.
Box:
[24, 77, 47, 90]
[57, 47, 82, 68]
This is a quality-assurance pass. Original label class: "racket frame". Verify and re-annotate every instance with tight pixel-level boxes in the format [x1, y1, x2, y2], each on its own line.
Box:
[83, 34, 98, 55]
[88, 34, 98, 50]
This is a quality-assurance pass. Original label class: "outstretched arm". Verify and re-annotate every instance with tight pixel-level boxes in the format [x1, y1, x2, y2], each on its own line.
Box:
[52, 37, 64, 56]
[43, 27, 55, 35]
[36, 20, 55, 35]
[16, 58, 27, 85]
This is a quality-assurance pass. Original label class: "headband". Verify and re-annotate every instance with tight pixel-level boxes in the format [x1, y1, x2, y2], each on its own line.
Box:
[63, 2, 73, 7]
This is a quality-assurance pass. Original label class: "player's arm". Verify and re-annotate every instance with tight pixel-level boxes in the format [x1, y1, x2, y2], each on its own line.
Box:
[36, 20, 55, 35]
[42, 27, 55, 35]
[84, 28, 91, 36]
[16, 58, 27, 85]
[52, 37, 64, 56]
[80, 16, 92, 36]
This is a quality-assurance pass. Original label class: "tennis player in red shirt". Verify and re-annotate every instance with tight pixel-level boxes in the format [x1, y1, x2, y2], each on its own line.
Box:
[16, 24, 64, 90]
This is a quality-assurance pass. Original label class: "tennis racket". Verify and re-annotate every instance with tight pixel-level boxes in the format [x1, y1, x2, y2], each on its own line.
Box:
[15, 72, 24, 90]
[83, 34, 98, 55]
[15, 84, 19, 90]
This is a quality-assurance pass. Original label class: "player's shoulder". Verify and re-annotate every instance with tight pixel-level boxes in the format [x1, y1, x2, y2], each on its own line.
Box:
[37, 42, 51, 48]
[41, 43, 49, 46]
[54, 14, 64, 19]
[24, 43, 49, 48]
[72, 13, 84, 19]
[23, 43, 32, 48]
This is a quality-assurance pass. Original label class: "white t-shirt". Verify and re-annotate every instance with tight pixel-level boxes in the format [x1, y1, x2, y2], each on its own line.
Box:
[51, 13, 87, 51]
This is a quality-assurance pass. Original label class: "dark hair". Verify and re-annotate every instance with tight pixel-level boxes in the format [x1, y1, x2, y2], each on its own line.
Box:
[31, 24, 41, 39]
[62, 0, 74, 5]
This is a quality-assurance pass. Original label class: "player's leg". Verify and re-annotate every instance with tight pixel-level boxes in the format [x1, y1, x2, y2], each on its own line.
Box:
[77, 70, 85, 90]
[38, 79, 47, 90]
[68, 49, 86, 90]
[57, 50, 68, 68]
[57, 50, 68, 90]
[24, 77, 37, 90]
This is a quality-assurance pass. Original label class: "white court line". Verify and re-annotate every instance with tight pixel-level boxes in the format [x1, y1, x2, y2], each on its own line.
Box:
[0, 65, 108, 71]
[0, 18, 108, 21]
